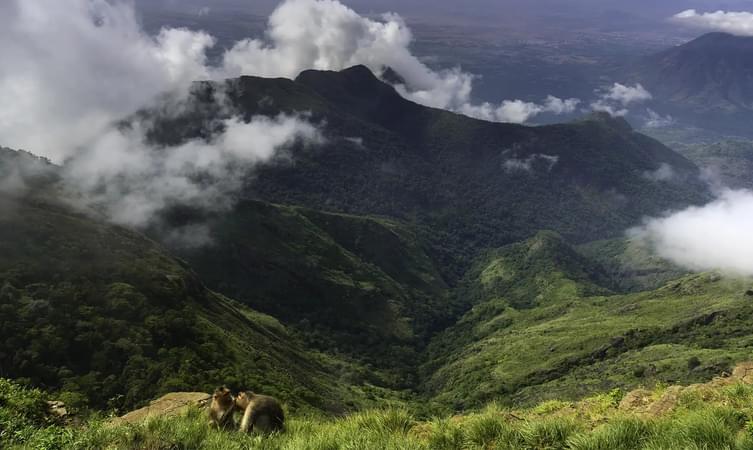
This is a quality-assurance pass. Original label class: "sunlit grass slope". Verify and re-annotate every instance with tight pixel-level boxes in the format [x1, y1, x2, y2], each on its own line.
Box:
[422, 232, 753, 409]
[9, 370, 753, 450]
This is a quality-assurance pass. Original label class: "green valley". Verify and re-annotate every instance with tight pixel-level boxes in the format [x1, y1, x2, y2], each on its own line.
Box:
[2, 66, 752, 449]
[422, 232, 753, 410]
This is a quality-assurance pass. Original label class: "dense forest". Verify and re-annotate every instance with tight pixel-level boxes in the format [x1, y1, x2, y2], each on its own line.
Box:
[1, 66, 753, 450]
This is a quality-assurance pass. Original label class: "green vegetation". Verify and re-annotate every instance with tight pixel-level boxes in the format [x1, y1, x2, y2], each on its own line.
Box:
[422, 232, 753, 409]
[657, 137, 753, 191]
[9, 374, 753, 449]
[577, 237, 688, 292]
[0, 193, 402, 413]
[4, 177, 753, 418]
[5, 66, 753, 447]
[4, 176, 753, 419]
[148, 66, 710, 280]
[171, 200, 455, 389]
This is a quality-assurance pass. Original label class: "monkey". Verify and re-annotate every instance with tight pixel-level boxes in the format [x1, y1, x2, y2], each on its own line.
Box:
[235, 391, 285, 434]
[208, 386, 236, 430]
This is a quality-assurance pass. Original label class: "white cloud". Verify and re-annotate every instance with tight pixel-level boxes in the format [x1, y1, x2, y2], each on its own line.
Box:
[0, 0, 215, 162]
[0, 148, 56, 197]
[591, 102, 628, 117]
[591, 83, 653, 117]
[0, 0, 581, 231]
[460, 96, 580, 124]
[503, 153, 559, 173]
[645, 108, 676, 128]
[632, 189, 753, 276]
[344, 137, 365, 147]
[0, 0, 581, 168]
[643, 163, 676, 182]
[64, 114, 321, 227]
[219, 0, 579, 124]
[672, 9, 753, 36]
[0, 0, 325, 230]
[606, 83, 653, 105]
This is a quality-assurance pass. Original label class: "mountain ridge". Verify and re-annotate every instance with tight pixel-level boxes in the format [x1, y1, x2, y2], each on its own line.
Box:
[631, 32, 753, 135]
[145, 65, 711, 282]
[0, 65, 740, 419]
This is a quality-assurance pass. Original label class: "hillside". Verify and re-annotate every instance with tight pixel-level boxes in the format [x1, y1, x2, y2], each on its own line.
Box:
[578, 237, 688, 293]
[5, 141, 753, 445]
[0, 151, 404, 413]
[145, 65, 710, 279]
[129, 66, 724, 405]
[669, 139, 753, 191]
[9, 3, 753, 447]
[3, 65, 751, 435]
[7, 362, 753, 449]
[0, 70, 738, 417]
[632, 32, 753, 135]
[422, 232, 753, 409]
[165, 201, 456, 388]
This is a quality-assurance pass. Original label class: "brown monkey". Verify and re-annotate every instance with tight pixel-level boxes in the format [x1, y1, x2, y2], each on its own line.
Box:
[235, 391, 285, 434]
[208, 386, 236, 430]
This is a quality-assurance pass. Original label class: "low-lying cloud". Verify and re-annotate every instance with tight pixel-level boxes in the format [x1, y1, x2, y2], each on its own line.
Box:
[642, 163, 676, 182]
[0, 0, 331, 232]
[503, 153, 559, 174]
[63, 115, 320, 228]
[0, 148, 57, 197]
[645, 109, 676, 128]
[633, 189, 753, 276]
[672, 9, 753, 36]
[591, 83, 653, 117]
[0, 0, 216, 162]
[461, 96, 580, 124]
[0, 0, 590, 233]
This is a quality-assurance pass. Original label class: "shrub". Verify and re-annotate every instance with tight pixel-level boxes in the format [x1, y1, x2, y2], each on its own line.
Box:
[426, 418, 464, 450]
[568, 417, 655, 450]
[521, 417, 580, 449]
[463, 414, 522, 449]
[0, 378, 61, 447]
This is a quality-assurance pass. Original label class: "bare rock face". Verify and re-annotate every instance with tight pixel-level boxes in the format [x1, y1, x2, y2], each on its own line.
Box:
[112, 392, 211, 425]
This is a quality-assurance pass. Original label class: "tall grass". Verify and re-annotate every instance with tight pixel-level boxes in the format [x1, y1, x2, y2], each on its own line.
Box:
[568, 417, 655, 450]
[8, 378, 753, 449]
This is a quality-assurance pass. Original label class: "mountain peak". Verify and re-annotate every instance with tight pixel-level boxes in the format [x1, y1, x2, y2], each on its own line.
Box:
[578, 111, 633, 133]
[296, 65, 389, 92]
[630, 29, 753, 134]
[380, 66, 407, 86]
[295, 65, 403, 101]
[691, 31, 751, 44]
[294, 65, 417, 127]
[675, 32, 753, 53]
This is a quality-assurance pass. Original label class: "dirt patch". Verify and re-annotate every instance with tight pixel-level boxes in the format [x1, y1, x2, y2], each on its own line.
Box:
[646, 386, 684, 416]
[112, 392, 211, 426]
[732, 362, 753, 383]
[618, 388, 653, 413]
[618, 362, 753, 417]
